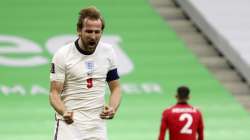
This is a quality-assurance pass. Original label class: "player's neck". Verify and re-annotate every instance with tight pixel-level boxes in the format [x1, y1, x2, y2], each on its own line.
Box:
[177, 101, 188, 104]
[75, 39, 93, 55]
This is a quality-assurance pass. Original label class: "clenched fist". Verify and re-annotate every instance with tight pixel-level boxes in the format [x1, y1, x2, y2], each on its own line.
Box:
[63, 111, 74, 124]
[100, 106, 115, 119]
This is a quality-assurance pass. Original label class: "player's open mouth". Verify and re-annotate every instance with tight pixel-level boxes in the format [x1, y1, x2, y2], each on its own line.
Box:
[89, 41, 96, 46]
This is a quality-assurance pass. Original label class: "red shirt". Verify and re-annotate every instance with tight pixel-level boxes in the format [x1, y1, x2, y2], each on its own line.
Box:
[158, 103, 204, 140]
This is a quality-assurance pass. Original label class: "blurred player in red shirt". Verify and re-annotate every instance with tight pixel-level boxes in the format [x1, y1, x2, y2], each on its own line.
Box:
[158, 86, 204, 140]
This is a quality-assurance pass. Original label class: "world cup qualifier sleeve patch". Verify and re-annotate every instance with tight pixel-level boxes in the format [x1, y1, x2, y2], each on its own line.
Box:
[50, 63, 55, 73]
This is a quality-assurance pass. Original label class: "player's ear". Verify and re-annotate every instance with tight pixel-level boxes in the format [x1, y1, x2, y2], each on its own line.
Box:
[77, 31, 81, 37]
[77, 28, 82, 36]
[175, 94, 178, 99]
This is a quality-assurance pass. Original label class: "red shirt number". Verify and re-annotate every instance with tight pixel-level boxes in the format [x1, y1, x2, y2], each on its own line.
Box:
[86, 78, 93, 88]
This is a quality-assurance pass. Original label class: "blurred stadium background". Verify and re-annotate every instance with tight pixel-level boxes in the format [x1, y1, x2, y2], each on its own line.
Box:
[1, 0, 250, 140]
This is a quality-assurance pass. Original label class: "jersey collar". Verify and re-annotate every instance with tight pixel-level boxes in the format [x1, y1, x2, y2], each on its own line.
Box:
[177, 102, 188, 105]
[75, 39, 93, 55]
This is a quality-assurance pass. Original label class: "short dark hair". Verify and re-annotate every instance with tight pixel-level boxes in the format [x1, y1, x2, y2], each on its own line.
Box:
[77, 6, 105, 32]
[177, 86, 190, 99]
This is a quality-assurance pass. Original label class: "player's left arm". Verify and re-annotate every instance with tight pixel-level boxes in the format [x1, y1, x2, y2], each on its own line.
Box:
[100, 68, 121, 119]
[197, 110, 204, 140]
[100, 46, 122, 119]
[108, 79, 122, 112]
[100, 79, 121, 119]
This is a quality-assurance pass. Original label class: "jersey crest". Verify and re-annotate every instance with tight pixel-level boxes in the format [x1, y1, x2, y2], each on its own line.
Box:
[85, 60, 94, 76]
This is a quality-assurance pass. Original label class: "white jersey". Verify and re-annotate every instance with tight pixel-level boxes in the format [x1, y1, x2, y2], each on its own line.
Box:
[50, 40, 118, 122]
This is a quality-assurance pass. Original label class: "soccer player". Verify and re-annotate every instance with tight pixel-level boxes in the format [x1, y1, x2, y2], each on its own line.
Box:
[49, 6, 122, 140]
[158, 86, 204, 140]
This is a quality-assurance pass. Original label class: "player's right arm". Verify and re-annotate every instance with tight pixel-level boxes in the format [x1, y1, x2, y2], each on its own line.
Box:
[49, 81, 66, 116]
[49, 48, 73, 124]
[49, 81, 73, 124]
[158, 111, 168, 140]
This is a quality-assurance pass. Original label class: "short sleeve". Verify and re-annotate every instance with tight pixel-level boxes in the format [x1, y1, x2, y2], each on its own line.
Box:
[50, 51, 66, 82]
[106, 46, 120, 82]
[108, 46, 118, 71]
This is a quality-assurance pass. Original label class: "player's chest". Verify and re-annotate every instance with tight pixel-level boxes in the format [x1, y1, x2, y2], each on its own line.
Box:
[66, 55, 109, 78]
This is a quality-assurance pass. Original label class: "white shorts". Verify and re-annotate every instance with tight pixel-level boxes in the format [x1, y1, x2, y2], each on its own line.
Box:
[53, 120, 108, 140]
